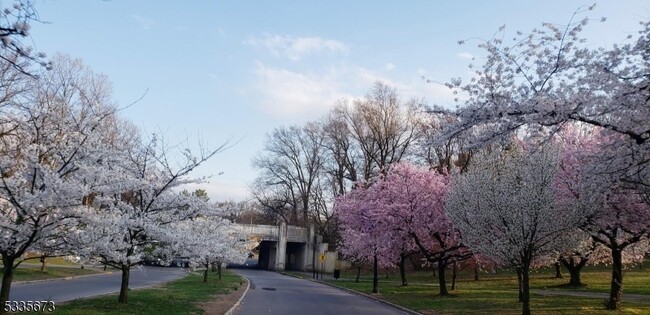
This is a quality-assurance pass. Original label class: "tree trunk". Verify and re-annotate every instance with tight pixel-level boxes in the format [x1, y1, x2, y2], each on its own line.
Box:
[554, 261, 562, 278]
[399, 255, 408, 286]
[568, 267, 582, 286]
[606, 248, 623, 310]
[451, 262, 458, 291]
[211, 262, 217, 272]
[474, 266, 479, 281]
[409, 255, 420, 271]
[0, 256, 15, 314]
[203, 262, 209, 283]
[355, 265, 361, 283]
[559, 256, 587, 287]
[118, 266, 130, 304]
[40, 256, 46, 272]
[217, 263, 222, 280]
[516, 268, 523, 302]
[521, 266, 531, 315]
[372, 254, 378, 294]
[438, 262, 449, 296]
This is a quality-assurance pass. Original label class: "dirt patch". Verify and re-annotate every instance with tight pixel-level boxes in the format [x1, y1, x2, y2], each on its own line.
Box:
[197, 279, 248, 315]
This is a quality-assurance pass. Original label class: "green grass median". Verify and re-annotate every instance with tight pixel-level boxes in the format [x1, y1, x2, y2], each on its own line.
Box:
[322, 264, 650, 314]
[54, 269, 244, 315]
[1, 265, 102, 282]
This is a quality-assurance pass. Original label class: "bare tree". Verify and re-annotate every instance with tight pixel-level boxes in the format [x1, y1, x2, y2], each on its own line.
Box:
[413, 112, 473, 174]
[251, 122, 325, 226]
[322, 104, 361, 196]
[340, 81, 419, 180]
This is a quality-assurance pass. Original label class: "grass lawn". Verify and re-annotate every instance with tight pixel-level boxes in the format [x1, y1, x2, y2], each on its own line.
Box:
[323, 263, 650, 314]
[1, 265, 103, 282]
[53, 270, 244, 315]
[529, 263, 650, 295]
[20, 254, 83, 267]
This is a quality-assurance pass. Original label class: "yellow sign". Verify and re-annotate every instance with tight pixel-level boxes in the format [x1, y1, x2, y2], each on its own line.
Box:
[319, 253, 326, 262]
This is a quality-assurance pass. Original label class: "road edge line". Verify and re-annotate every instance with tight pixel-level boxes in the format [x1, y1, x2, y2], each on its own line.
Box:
[224, 275, 250, 315]
[315, 279, 422, 315]
[13, 270, 116, 285]
[278, 271, 421, 315]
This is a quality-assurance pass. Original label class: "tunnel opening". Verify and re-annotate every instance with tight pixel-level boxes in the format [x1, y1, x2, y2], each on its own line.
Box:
[285, 242, 307, 271]
[257, 240, 278, 270]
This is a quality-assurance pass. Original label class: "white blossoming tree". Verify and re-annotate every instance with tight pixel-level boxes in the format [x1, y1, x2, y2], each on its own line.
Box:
[446, 143, 582, 315]
[0, 0, 50, 74]
[167, 216, 246, 283]
[75, 133, 228, 304]
[435, 12, 649, 189]
[0, 55, 117, 308]
[434, 9, 650, 311]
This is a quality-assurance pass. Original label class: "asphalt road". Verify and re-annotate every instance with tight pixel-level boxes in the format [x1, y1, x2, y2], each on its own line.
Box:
[9, 266, 186, 303]
[233, 269, 409, 315]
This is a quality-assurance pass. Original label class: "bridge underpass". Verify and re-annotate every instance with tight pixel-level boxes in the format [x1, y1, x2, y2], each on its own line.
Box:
[233, 222, 327, 271]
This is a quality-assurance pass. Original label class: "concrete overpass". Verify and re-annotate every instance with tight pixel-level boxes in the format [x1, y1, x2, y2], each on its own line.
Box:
[232, 222, 330, 271]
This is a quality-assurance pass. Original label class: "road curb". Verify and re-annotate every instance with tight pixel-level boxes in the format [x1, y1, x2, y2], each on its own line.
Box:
[13, 270, 116, 285]
[54, 270, 189, 304]
[278, 271, 421, 315]
[13, 268, 187, 305]
[278, 271, 306, 279]
[224, 276, 250, 315]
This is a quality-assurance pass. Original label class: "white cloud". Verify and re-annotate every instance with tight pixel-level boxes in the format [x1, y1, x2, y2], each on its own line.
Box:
[456, 52, 474, 60]
[131, 14, 155, 30]
[352, 66, 455, 105]
[251, 62, 349, 118]
[244, 34, 348, 61]
[249, 62, 456, 120]
[385, 63, 396, 71]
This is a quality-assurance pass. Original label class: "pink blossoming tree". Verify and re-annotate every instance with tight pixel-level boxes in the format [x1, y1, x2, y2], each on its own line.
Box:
[555, 127, 650, 308]
[337, 162, 469, 296]
[372, 162, 469, 296]
[336, 180, 399, 293]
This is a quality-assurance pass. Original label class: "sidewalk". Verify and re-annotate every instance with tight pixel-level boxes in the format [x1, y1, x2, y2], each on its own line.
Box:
[532, 289, 650, 302]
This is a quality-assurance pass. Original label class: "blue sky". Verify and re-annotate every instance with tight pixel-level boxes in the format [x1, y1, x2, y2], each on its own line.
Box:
[26, 0, 648, 201]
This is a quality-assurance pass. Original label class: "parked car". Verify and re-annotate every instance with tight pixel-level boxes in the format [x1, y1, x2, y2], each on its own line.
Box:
[170, 257, 189, 268]
[142, 258, 165, 266]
